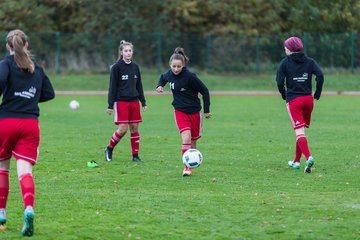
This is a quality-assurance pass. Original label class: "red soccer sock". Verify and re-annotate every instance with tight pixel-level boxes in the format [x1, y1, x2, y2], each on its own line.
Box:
[108, 131, 123, 149]
[182, 144, 191, 155]
[0, 170, 9, 208]
[294, 141, 302, 163]
[19, 173, 35, 208]
[296, 134, 311, 160]
[130, 132, 140, 155]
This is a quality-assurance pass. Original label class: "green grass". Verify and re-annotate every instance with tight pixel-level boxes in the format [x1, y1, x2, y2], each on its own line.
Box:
[49, 72, 360, 91]
[1, 95, 359, 239]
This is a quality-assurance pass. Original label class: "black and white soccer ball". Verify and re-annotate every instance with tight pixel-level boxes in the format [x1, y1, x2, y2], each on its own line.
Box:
[182, 149, 203, 169]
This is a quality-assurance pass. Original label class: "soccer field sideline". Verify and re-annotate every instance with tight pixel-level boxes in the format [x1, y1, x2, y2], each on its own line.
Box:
[55, 90, 360, 96]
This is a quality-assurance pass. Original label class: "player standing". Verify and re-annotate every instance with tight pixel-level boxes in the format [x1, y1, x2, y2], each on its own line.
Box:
[0, 29, 55, 236]
[276, 36, 324, 173]
[156, 47, 211, 176]
[105, 40, 147, 163]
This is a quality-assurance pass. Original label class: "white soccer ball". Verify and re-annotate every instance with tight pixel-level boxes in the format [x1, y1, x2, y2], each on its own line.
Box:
[69, 100, 80, 110]
[182, 148, 203, 169]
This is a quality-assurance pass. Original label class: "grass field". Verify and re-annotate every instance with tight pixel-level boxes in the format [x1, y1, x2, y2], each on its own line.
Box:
[1, 94, 359, 239]
[49, 72, 360, 91]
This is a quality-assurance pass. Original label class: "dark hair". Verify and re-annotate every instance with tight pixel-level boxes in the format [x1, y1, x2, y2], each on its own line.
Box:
[6, 29, 35, 73]
[169, 47, 189, 65]
[118, 40, 133, 60]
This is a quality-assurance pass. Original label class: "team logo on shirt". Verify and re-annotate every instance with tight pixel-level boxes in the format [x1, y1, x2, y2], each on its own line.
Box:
[293, 73, 308, 82]
[122, 75, 129, 80]
[134, 75, 138, 79]
[14, 86, 36, 99]
[180, 88, 186, 91]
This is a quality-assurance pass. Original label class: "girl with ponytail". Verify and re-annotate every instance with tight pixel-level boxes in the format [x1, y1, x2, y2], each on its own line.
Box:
[0, 29, 55, 236]
[156, 47, 211, 177]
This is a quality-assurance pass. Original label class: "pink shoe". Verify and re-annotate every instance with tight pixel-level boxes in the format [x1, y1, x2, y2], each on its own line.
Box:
[182, 166, 192, 176]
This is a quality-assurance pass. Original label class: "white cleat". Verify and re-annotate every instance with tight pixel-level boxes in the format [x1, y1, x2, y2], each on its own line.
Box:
[288, 161, 300, 169]
[182, 166, 192, 176]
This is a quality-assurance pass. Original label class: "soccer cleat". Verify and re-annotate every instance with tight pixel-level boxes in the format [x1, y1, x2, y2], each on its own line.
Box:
[0, 208, 6, 225]
[132, 156, 144, 163]
[288, 161, 300, 169]
[105, 147, 113, 162]
[304, 156, 315, 173]
[182, 166, 192, 176]
[21, 206, 34, 237]
[87, 160, 99, 168]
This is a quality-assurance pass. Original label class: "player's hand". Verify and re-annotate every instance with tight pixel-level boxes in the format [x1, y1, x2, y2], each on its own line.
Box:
[204, 112, 212, 119]
[156, 86, 164, 93]
[142, 106, 148, 112]
[106, 109, 113, 115]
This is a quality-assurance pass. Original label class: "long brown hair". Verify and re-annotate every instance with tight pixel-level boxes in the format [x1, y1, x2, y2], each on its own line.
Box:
[6, 29, 35, 74]
[169, 47, 189, 65]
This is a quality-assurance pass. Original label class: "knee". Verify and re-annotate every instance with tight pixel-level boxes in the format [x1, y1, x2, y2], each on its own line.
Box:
[129, 124, 139, 134]
[0, 160, 10, 171]
[118, 129, 127, 136]
[117, 126, 128, 136]
[17, 160, 33, 177]
[181, 133, 192, 144]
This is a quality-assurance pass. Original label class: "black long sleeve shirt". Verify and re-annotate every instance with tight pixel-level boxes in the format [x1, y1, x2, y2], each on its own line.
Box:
[157, 67, 210, 114]
[276, 52, 324, 102]
[0, 55, 55, 119]
[107, 60, 146, 109]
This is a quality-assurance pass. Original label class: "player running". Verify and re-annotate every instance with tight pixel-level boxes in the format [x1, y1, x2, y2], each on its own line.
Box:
[105, 40, 147, 163]
[0, 29, 55, 236]
[276, 36, 324, 173]
[156, 47, 211, 176]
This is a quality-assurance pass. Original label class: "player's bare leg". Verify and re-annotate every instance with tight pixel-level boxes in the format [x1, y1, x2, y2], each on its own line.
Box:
[17, 160, 35, 237]
[105, 124, 128, 161]
[181, 130, 192, 176]
[294, 127, 314, 173]
[129, 123, 143, 162]
[0, 159, 10, 228]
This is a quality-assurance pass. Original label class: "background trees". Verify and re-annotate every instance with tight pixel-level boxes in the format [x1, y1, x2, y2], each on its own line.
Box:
[0, 0, 358, 73]
[0, 0, 359, 34]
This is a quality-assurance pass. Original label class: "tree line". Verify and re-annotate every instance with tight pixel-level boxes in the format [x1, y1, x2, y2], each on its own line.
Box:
[0, 0, 359, 34]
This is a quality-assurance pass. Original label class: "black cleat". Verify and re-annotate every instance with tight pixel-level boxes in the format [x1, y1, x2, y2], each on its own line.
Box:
[105, 147, 113, 162]
[132, 156, 144, 163]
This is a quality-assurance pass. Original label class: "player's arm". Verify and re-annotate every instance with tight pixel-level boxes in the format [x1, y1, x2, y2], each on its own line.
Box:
[107, 65, 119, 110]
[276, 61, 286, 100]
[136, 68, 147, 110]
[156, 74, 167, 93]
[312, 60, 324, 100]
[192, 74, 211, 118]
[0, 59, 9, 98]
[39, 69, 55, 102]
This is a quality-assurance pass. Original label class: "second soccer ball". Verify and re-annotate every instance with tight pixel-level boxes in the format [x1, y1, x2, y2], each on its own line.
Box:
[69, 100, 80, 110]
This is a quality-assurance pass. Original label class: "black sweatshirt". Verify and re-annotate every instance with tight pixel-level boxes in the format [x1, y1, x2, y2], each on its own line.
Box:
[0, 55, 55, 119]
[276, 52, 324, 102]
[157, 67, 210, 114]
[107, 60, 146, 109]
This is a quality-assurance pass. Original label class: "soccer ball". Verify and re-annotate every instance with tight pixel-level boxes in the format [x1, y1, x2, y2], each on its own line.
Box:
[69, 100, 80, 110]
[182, 148, 203, 169]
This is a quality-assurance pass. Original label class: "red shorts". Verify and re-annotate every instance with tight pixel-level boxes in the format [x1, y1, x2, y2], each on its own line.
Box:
[174, 110, 202, 140]
[0, 118, 40, 165]
[114, 101, 142, 124]
[286, 95, 314, 129]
